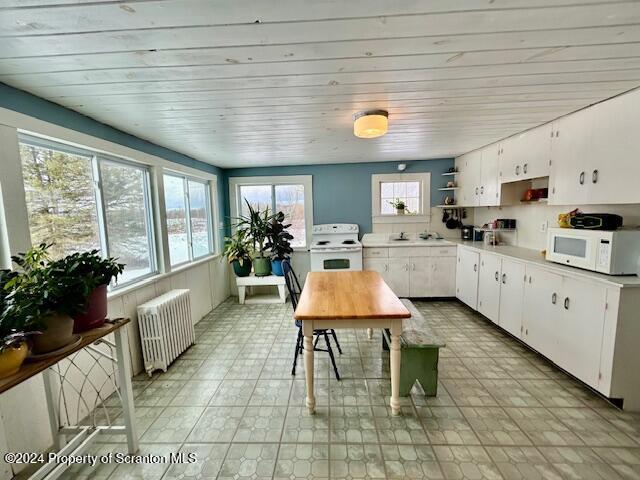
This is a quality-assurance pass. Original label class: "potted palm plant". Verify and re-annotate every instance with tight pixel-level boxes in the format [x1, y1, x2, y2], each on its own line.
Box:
[58, 250, 124, 333]
[265, 211, 294, 276]
[235, 200, 274, 276]
[223, 229, 254, 277]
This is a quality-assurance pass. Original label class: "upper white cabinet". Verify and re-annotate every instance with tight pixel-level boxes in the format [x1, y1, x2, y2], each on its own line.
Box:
[549, 90, 640, 205]
[479, 144, 500, 206]
[454, 147, 499, 207]
[499, 124, 552, 183]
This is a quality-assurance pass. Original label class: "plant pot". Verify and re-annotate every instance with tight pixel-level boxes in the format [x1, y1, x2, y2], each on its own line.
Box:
[232, 259, 252, 277]
[73, 284, 108, 333]
[271, 259, 284, 276]
[32, 313, 75, 355]
[396, 208, 405, 215]
[0, 342, 28, 379]
[253, 257, 272, 276]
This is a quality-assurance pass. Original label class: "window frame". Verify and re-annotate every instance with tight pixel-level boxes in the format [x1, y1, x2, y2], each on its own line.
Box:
[371, 173, 431, 224]
[18, 134, 159, 289]
[228, 175, 313, 250]
[162, 171, 215, 267]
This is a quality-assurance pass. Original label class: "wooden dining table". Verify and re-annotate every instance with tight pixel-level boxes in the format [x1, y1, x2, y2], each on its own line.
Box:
[294, 270, 411, 416]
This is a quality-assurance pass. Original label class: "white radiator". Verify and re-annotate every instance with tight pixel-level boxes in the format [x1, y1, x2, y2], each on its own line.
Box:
[137, 289, 195, 376]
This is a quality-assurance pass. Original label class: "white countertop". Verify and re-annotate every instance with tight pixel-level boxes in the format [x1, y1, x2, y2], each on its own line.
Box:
[361, 233, 455, 248]
[451, 240, 640, 289]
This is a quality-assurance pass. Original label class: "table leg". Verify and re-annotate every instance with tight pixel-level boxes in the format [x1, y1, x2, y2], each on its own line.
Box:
[277, 284, 286, 303]
[389, 319, 402, 416]
[238, 286, 246, 304]
[303, 320, 316, 415]
[114, 325, 139, 454]
[367, 328, 373, 340]
[43, 368, 65, 450]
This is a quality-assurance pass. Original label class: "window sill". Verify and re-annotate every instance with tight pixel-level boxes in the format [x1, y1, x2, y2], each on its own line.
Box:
[372, 214, 431, 224]
[107, 253, 222, 301]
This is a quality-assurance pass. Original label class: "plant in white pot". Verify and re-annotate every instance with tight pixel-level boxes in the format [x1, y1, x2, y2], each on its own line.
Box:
[388, 198, 409, 215]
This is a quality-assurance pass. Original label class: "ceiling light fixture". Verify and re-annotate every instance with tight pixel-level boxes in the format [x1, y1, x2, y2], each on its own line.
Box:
[353, 110, 388, 138]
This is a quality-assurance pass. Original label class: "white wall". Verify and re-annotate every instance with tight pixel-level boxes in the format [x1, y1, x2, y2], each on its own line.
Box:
[473, 204, 640, 251]
[0, 109, 231, 478]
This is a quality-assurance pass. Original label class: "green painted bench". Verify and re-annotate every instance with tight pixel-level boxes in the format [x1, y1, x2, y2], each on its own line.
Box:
[382, 299, 445, 396]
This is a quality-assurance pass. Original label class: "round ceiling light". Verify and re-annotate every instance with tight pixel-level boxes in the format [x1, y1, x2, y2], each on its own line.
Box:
[353, 110, 388, 138]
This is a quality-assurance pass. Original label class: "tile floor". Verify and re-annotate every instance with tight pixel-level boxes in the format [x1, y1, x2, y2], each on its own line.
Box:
[65, 299, 640, 479]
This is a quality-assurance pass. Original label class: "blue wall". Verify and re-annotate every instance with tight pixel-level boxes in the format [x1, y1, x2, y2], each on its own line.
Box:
[0, 83, 227, 245]
[224, 158, 454, 234]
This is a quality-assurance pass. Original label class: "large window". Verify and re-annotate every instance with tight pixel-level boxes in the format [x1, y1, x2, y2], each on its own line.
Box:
[19, 136, 157, 286]
[163, 173, 214, 266]
[230, 176, 312, 249]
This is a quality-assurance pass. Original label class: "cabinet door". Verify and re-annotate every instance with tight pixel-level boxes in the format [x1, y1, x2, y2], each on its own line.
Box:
[455, 248, 479, 309]
[455, 150, 481, 207]
[549, 110, 593, 205]
[387, 261, 410, 298]
[556, 277, 606, 388]
[479, 145, 500, 206]
[498, 136, 520, 183]
[409, 257, 431, 297]
[497, 259, 525, 338]
[521, 265, 563, 360]
[430, 256, 456, 297]
[520, 124, 552, 180]
[477, 252, 501, 323]
[587, 92, 640, 204]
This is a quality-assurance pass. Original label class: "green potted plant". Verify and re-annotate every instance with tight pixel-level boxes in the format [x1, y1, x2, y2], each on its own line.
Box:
[389, 198, 408, 215]
[0, 269, 39, 378]
[265, 211, 294, 276]
[223, 229, 254, 277]
[55, 250, 124, 333]
[235, 200, 274, 276]
[4, 244, 87, 354]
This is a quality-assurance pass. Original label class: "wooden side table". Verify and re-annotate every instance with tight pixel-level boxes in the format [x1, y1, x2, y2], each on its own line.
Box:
[236, 274, 287, 304]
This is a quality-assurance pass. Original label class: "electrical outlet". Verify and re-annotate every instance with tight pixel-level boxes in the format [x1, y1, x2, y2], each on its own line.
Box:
[540, 221, 548, 233]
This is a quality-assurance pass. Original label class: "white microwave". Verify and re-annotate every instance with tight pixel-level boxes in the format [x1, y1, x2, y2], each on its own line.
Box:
[546, 228, 640, 275]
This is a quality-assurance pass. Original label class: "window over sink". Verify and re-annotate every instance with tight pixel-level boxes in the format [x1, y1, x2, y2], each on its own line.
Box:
[371, 173, 431, 223]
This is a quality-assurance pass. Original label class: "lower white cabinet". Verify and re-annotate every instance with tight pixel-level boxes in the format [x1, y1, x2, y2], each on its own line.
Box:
[455, 248, 479, 309]
[363, 247, 456, 298]
[497, 258, 526, 338]
[477, 252, 501, 323]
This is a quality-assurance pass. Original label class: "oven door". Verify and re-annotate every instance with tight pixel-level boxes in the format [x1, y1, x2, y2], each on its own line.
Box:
[546, 230, 596, 270]
[310, 248, 363, 272]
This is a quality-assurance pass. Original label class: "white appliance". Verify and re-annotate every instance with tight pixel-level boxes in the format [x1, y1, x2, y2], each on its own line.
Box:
[310, 223, 363, 271]
[137, 289, 194, 376]
[546, 227, 640, 275]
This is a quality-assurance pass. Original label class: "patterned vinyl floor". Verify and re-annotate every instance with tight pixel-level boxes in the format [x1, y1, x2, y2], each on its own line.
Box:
[62, 298, 640, 480]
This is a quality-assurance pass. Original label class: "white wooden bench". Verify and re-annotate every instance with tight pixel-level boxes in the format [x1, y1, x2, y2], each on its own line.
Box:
[236, 274, 287, 304]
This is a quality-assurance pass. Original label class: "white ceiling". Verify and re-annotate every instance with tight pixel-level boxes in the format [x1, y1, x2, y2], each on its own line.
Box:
[1, 0, 640, 168]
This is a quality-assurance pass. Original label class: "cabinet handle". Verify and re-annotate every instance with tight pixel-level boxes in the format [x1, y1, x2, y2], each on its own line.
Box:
[592, 169, 599, 184]
[502, 273, 506, 284]
[523, 163, 528, 174]
[475, 187, 479, 195]
[564, 297, 570, 310]
[495, 271, 499, 282]
[579, 171, 585, 185]
[515, 165, 520, 176]
[551, 292, 557, 304]
[404, 264, 409, 271]
[480, 185, 484, 194]
[473, 264, 477, 272]
[412, 263, 416, 271]
[384, 264, 388, 272]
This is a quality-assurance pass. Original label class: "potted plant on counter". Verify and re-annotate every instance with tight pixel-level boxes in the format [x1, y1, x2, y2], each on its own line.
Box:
[265, 211, 294, 276]
[223, 229, 254, 277]
[389, 198, 408, 215]
[235, 200, 274, 277]
[57, 250, 124, 333]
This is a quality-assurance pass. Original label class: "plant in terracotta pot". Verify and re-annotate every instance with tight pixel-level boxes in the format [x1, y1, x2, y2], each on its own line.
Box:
[223, 229, 254, 277]
[234, 200, 275, 276]
[265, 211, 294, 276]
[4, 244, 86, 354]
[55, 251, 124, 333]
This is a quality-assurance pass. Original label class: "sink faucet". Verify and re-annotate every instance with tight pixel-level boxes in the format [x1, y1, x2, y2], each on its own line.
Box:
[399, 231, 406, 239]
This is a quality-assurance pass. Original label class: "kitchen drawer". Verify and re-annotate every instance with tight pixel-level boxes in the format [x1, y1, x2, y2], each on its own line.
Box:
[429, 246, 457, 257]
[388, 247, 430, 258]
[363, 247, 388, 258]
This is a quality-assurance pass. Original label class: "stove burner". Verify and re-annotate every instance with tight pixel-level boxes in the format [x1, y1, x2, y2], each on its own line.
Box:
[342, 240, 356, 245]
[316, 240, 330, 245]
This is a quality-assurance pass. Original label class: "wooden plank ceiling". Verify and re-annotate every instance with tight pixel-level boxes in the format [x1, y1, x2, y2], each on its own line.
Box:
[1, 0, 640, 167]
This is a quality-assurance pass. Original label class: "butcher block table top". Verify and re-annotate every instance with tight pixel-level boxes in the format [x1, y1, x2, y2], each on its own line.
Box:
[294, 271, 411, 320]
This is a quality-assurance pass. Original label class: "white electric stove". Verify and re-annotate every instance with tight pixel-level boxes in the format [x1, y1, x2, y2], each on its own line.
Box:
[310, 224, 363, 271]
